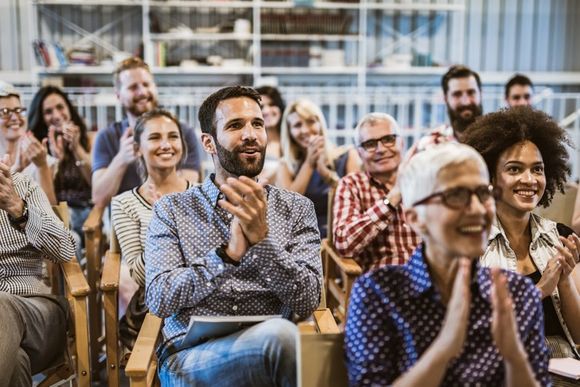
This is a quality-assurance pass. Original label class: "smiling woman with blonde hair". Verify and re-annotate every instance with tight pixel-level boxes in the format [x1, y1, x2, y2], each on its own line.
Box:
[276, 98, 358, 237]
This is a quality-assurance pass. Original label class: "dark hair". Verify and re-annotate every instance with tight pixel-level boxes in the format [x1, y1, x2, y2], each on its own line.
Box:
[198, 86, 261, 137]
[256, 86, 285, 130]
[441, 65, 482, 95]
[113, 57, 150, 89]
[463, 106, 571, 207]
[134, 109, 187, 179]
[28, 86, 89, 152]
[504, 74, 534, 99]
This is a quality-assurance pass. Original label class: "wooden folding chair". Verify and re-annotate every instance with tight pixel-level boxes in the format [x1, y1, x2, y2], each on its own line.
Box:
[320, 186, 362, 324]
[36, 202, 91, 387]
[81, 205, 108, 381]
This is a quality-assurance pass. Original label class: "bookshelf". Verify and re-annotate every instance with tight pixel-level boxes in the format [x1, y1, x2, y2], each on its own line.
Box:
[30, 0, 466, 87]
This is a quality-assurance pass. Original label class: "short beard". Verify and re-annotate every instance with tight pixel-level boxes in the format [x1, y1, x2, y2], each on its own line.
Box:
[447, 104, 483, 138]
[127, 96, 157, 117]
[214, 138, 266, 178]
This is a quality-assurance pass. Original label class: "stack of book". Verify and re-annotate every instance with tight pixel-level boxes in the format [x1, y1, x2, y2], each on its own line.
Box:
[32, 40, 68, 68]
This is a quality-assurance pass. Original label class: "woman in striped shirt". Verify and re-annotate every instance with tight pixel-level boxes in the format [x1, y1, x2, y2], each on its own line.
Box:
[111, 109, 191, 348]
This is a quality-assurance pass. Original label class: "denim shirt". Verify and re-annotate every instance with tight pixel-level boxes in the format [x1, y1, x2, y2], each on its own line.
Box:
[481, 213, 579, 358]
[144, 175, 323, 354]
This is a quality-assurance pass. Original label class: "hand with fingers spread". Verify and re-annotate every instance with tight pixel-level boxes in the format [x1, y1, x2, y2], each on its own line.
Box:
[536, 258, 563, 298]
[22, 133, 49, 167]
[218, 176, 268, 249]
[435, 258, 472, 361]
[557, 234, 580, 283]
[0, 154, 25, 218]
[490, 268, 526, 363]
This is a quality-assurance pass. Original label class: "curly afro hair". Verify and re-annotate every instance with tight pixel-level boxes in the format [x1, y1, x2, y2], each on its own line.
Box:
[462, 106, 571, 207]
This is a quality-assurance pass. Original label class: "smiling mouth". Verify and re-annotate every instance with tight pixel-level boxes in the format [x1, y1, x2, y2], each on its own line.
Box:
[457, 224, 486, 235]
[514, 189, 537, 198]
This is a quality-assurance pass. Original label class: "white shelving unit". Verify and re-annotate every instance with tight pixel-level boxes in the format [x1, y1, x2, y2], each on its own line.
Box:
[30, 0, 466, 92]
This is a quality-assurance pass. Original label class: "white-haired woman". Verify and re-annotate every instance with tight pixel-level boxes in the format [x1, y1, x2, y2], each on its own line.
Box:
[345, 143, 550, 386]
[276, 99, 358, 237]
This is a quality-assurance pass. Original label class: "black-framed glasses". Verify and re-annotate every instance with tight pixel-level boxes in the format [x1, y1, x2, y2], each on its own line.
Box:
[412, 184, 500, 210]
[358, 134, 398, 152]
[0, 107, 26, 118]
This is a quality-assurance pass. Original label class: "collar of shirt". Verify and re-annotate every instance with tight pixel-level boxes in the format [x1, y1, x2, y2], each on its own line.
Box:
[365, 171, 391, 191]
[201, 174, 271, 208]
[488, 213, 560, 249]
[406, 243, 490, 303]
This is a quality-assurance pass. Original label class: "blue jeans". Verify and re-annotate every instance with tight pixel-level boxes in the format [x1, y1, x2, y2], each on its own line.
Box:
[159, 318, 297, 387]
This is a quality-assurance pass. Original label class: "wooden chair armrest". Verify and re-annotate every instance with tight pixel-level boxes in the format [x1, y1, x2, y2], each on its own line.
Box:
[61, 257, 90, 297]
[125, 313, 163, 378]
[312, 308, 340, 334]
[100, 251, 121, 292]
[82, 205, 105, 235]
[321, 240, 362, 277]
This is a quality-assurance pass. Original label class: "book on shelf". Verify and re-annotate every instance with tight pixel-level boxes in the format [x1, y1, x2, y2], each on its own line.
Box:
[181, 315, 282, 348]
[32, 40, 69, 68]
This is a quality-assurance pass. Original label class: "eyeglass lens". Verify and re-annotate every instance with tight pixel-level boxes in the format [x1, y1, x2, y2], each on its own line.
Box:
[443, 185, 494, 208]
[0, 107, 26, 117]
[361, 134, 397, 151]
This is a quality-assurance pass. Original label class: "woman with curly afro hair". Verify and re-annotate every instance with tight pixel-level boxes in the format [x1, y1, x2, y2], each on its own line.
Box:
[463, 106, 580, 367]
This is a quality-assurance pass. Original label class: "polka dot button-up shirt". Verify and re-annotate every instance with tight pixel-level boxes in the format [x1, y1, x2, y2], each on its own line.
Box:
[145, 175, 323, 354]
[345, 244, 551, 386]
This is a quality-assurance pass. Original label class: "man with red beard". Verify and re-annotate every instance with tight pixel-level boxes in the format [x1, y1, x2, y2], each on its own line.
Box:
[91, 57, 201, 206]
[417, 65, 483, 150]
[333, 113, 420, 272]
[144, 86, 322, 386]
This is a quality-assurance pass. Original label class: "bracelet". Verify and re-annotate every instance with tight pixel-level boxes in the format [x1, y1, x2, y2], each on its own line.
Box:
[75, 160, 86, 167]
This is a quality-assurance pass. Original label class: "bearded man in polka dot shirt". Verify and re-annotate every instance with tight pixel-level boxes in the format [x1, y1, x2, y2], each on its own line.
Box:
[144, 86, 322, 387]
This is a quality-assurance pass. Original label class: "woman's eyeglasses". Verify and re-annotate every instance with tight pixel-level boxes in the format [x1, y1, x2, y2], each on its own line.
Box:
[0, 107, 27, 118]
[412, 184, 500, 210]
[358, 134, 398, 152]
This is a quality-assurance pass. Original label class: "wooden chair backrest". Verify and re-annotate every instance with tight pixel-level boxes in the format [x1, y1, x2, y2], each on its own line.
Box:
[326, 185, 337, 245]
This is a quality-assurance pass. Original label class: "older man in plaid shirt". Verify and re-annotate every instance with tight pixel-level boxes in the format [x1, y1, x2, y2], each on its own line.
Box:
[333, 113, 420, 272]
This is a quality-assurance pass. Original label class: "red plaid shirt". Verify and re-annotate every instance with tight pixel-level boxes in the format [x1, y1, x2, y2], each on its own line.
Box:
[332, 171, 420, 272]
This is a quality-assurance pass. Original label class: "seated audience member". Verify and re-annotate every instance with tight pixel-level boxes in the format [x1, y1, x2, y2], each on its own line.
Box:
[0, 154, 76, 386]
[505, 74, 534, 107]
[92, 57, 201, 207]
[0, 81, 57, 204]
[345, 143, 550, 386]
[463, 107, 580, 362]
[256, 85, 284, 184]
[145, 86, 322, 386]
[417, 65, 483, 151]
[333, 113, 419, 272]
[28, 86, 92, 241]
[111, 109, 192, 349]
[276, 98, 358, 237]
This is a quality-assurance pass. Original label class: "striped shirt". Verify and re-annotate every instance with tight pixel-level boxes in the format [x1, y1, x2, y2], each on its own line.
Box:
[111, 182, 191, 287]
[332, 171, 420, 272]
[0, 172, 75, 295]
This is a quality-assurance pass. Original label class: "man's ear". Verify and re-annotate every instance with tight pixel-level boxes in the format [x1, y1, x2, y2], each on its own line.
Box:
[201, 133, 216, 155]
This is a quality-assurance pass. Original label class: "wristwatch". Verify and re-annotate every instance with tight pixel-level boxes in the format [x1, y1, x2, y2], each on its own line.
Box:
[382, 196, 398, 212]
[216, 244, 241, 267]
[8, 199, 29, 228]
